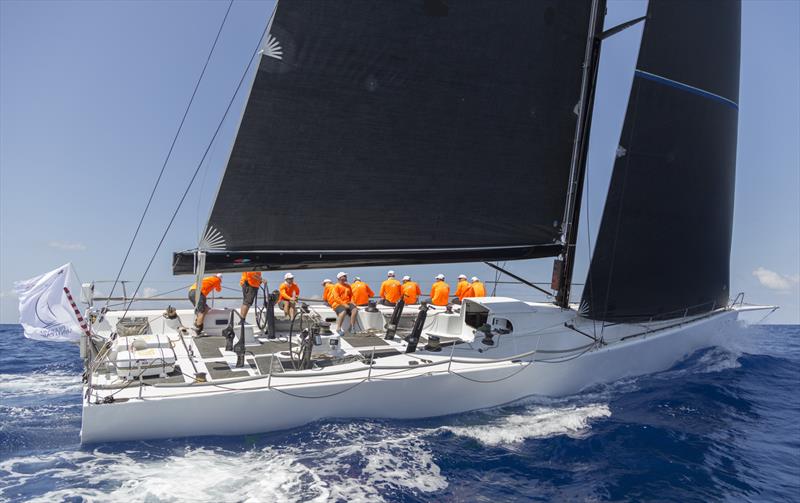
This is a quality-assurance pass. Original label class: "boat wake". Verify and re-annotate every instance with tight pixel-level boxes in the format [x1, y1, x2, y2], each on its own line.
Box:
[441, 403, 611, 446]
[0, 421, 447, 503]
[0, 372, 81, 398]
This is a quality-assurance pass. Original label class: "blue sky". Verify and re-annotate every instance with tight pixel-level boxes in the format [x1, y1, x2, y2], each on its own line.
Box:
[1, 0, 798, 324]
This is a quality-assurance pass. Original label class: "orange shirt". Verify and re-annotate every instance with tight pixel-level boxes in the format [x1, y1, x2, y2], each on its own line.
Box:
[430, 281, 450, 306]
[472, 281, 486, 297]
[455, 280, 474, 301]
[351, 280, 374, 305]
[335, 282, 353, 304]
[279, 281, 300, 301]
[380, 278, 402, 303]
[190, 276, 222, 296]
[240, 272, 262, 288]
[323, 283, 343, 309]
[401, 281, 421, 304]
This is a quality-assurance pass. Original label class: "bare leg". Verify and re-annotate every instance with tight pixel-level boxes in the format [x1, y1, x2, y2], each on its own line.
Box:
[336, 311, 346, 332]
[196, 308, 208, 329]
[240, 304, 250, 321]
[349, 307, 359, 333]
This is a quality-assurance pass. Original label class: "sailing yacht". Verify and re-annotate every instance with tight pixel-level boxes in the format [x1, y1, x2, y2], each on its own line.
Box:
[19, 0, 776, 443]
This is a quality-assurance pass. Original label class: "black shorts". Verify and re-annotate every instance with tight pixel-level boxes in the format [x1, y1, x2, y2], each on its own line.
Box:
[379, 299, 396, 307]
[188, 291, 208, 313]
[334, 304, 354, 315]
[242, 283, 258, 306]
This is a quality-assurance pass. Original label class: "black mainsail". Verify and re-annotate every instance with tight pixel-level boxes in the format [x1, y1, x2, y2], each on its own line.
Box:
[174, 0, 600, 273]
[580, 0, 741, 321]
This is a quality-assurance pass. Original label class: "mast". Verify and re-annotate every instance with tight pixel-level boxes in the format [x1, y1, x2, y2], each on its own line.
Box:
[555, 0, 607, 309]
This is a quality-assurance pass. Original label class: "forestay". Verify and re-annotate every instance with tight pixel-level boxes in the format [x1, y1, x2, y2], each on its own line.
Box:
[174, 0, 596, 273]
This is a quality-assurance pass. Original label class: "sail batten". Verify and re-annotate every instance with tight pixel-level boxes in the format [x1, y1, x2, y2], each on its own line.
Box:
[175, 0, 598, 274]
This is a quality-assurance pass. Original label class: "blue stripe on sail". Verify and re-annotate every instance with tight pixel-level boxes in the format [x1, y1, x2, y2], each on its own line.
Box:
[634, 69, 739, 110]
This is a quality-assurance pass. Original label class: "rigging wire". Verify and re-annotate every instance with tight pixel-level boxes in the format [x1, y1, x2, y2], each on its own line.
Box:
[117, 16, 272, 322]
[104, 0, 234, 310]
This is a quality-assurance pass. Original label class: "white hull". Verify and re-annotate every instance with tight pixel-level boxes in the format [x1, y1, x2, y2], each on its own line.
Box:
[80, 298, 744, 443]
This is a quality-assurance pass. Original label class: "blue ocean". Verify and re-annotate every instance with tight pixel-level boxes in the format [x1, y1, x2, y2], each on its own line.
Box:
[0, 323, 797, 502]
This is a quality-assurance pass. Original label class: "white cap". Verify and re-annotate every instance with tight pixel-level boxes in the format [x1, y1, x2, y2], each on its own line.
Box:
[402, 275, 411, 281]
[387, 270, 395, 277]
[435, 274, 445, 280]
[471, 276, 479, 282]
[336, 271, 347, 279]
[458, 274, 467, 280]
[215, 273, 223, 278]
[354, 276, 361, 281]
[284, 272, 294, 280]
[322, 278, 332, 285]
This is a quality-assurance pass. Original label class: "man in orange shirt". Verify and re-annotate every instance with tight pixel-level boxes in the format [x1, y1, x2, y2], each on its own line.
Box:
[401, 275, 421, 305]
[379, 270, 402, 306]
[188, 273, 223, 332]
[471, 276, 487, 297]
[334, 272, 358, 333]
[239, 271, 264, 321]
[278, 272, 300, 319]
[454, 274, 474, 303]
[322, 277, 353, 336]
[351, 276, 374, 306]
[429, 274, 450, 307]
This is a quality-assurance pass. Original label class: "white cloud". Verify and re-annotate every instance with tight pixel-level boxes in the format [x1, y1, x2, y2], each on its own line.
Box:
[142, 287, 158, 298]
[47, 240, 86, 251]
[752, 267, 799, 291]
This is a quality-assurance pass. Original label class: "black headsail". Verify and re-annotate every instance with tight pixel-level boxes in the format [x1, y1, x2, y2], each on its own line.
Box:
[580, 0, 741, 321]
[174, 0, 600, 274]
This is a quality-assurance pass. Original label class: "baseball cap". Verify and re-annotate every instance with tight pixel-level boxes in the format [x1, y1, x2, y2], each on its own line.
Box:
[284, 272, 294, 280]
[402, 275, 411, 281]
[471, 276, 479, 282]
[458, 274, 467, 280]
[322, 278, 332, 285]
[387, 270, 395, 277]
[336, 271, 347, 279]
[435, 274, 445, 280]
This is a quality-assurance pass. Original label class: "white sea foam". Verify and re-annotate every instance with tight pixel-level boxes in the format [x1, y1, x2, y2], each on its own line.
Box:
[0, 372, 81, 397]
[443, 403, 611, 446]
[0, 423, 448, 503]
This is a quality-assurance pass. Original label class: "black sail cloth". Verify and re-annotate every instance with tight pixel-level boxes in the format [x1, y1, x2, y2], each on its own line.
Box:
[174, 0, 596, 273]
[580, 0, 741, 322]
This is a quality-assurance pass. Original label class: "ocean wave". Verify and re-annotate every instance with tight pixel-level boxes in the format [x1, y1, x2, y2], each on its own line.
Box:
[441, 403, 611, 446]
[0, 422, 448, 503]
[0, 372, 81, 398]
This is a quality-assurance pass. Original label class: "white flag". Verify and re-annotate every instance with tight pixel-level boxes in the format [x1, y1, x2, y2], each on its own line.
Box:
[14, 263, 83, 342]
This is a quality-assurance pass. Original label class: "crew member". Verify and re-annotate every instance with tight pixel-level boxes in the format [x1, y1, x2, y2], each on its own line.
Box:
[278, 272, 300, 319]
[379, 270, 402, 306]
[335, 272, 358, 333]
[471, 276, 486, 297]
[454, 274, 474, 303]
[429, 274, 450, 307]
[239, 271, 264, 321]
[401, 275, 421, 305]
[188, 273, 223, 332]
[322, 278, 352, 336]
[351, 276, 374, 306]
